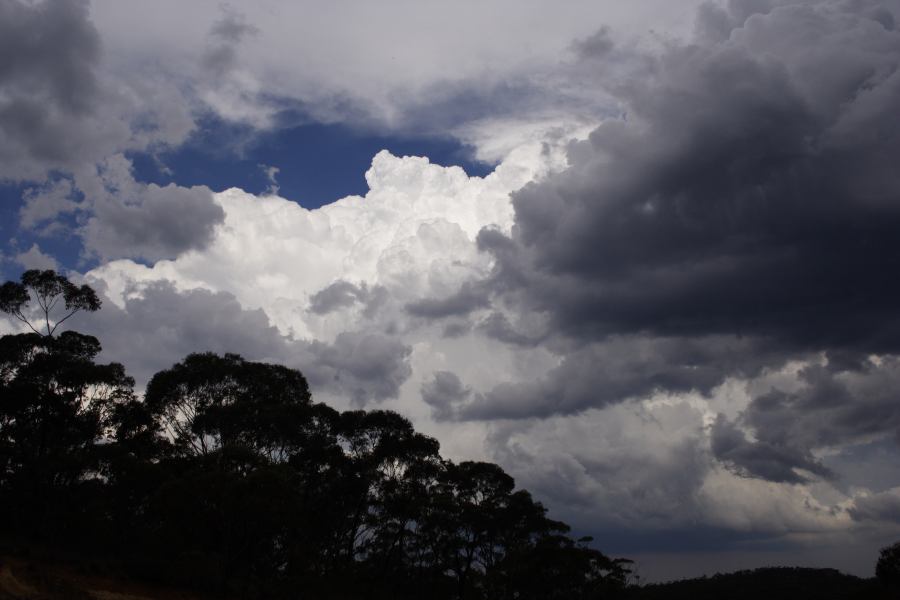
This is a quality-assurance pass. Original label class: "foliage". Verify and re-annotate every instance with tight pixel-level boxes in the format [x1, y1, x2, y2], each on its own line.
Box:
[0, 269, 100, 337]
[876, 541, 900, 589]
[0, 271, 630, 599]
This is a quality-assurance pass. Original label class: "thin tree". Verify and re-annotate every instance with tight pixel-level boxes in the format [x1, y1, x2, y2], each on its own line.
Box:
[0, 269, 100, 337]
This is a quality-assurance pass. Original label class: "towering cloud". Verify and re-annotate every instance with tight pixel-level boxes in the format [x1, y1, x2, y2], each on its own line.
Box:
[4, 0, 900, 580]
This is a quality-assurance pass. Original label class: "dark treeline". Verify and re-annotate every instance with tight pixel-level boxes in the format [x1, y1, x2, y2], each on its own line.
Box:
[0, 270, 632, 599]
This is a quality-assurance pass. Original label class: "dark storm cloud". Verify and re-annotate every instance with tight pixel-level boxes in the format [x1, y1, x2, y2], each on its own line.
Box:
[456, 335, 788, 421]
[484, 1, 900, 354]
[467, 0, 900, 433]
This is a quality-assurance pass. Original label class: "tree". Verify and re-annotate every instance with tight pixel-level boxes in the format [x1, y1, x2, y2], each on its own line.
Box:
[877, 541, 900, 589]
[143, 352, 316, 460]
[0, 272, 131, 546]
[0, 269, 100, 337]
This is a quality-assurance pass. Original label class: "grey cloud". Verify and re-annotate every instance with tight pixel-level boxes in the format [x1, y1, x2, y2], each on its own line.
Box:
[83, 183, 222, 262]
[1, 0, 206, 266]
[14, 244, 59, 271]
[0, 0, 100, 115]
[711, 359, 900, 483]
[19, 179, 80, 229]
[308, 332, 412, 406]
[468, 1, 900, 431]
[485, 406, 711, 531]
[710, 414, 832, 484]
[849, 489, 900, 523]
[460, 335, 787, 421]
[0, 0, 114, 180]
[571, 27, 614, 60]
[405, 282, 490, 319]
[203, 7, 258, 78]
[309, 280, 367, 314]
[477, 311, 545, 347]
[0, 0, 193, 183]
[77, 155, 224, 262]
[87, 281, 293, 388]
[421, 371, 471, 420]
[485, 1, 900, 354]
[441, 321, 471, 338]
[308, 280, 388, 318]
[84, 281, 413, 405]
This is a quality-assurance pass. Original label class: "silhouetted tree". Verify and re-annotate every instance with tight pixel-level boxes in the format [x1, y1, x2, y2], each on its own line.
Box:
[0, 269, 100, 337]
[1, 272, 632, 599]
[0, 272, 131, 546]
[877, 541, 900, 589]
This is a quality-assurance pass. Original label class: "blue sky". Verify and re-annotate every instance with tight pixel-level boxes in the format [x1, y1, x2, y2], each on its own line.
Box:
[0, 116, 492, 278]
[3, 0, 900, 582]
[128, 118, 493, 206]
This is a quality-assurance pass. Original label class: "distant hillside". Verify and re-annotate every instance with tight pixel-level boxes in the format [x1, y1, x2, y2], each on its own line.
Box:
[625, 567, 891, 600]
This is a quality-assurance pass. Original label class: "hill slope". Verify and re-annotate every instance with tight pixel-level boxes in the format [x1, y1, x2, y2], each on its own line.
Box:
[627, 567, 891, 600]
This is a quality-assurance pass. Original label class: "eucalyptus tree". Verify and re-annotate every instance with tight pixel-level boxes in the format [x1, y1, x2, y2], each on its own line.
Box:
[0, 270, 132, 544]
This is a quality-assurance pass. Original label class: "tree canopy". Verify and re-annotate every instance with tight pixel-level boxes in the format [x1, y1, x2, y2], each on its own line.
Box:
[0, 269, 100, 337]
[0, 270, 632, 599]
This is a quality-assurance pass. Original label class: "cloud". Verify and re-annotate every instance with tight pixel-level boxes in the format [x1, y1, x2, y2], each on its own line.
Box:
[709, 358, 900, 484]
[421, 371, 471, 420]
[82, 146, 558, 407]
[42, 0, 900, 575]
[79, 155, 224, 262]
[309, 280, 372, 315]
[308, 331, 412, 406]
[487, 1, 900, 352]
[89, 0, 704, 133]
[471, 1, 900, 429]
[82, 279, 413, 404]
[14, 244, 59, 271]
[849, 488, 900, 523]
[202, 6, 258, 78]
[0, 0, 194, 183]
[19, 179, 81, 230]
[16, 154, 225, 263]
[258, 163, 280, 195]
[405, 281, 490, 319]
[457, 335, 788, 421]
[710, 414, 833, 484]
[0, 0, 105, 180]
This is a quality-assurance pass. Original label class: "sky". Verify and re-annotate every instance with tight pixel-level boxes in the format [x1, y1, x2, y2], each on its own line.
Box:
[2, 0, 900, 583]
